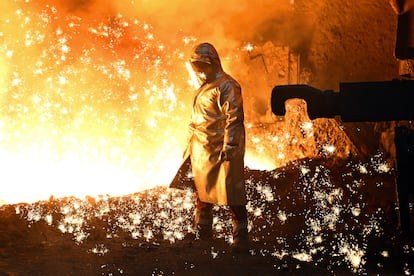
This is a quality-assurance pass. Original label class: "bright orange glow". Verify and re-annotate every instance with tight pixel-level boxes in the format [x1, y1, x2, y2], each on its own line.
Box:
[0, 0, 300, 205]
[185, 62, 201, 89]
[0, 1, 191, 204]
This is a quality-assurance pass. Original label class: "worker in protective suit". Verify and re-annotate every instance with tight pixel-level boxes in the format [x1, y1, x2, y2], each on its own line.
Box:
[170, 42, 249, 253]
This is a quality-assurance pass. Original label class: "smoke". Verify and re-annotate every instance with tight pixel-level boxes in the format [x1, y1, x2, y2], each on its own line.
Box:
[40, 0, 312, 53]
[37, 0, 316, 116]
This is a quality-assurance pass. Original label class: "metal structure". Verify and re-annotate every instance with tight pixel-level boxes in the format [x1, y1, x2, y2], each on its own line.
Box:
[271, 80, 414, 235]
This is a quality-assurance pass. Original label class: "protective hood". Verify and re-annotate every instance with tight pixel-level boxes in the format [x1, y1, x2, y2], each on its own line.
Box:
[189, 42, 223, 70]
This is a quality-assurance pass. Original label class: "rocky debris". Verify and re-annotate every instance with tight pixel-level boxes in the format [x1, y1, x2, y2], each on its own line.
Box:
[0, 157, 412, 275]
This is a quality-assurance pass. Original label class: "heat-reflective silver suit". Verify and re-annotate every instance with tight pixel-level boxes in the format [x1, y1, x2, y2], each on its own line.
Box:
[171, 44, 246, 206]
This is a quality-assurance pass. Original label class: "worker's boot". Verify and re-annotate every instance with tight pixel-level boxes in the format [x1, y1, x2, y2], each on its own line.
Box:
[230, 205, 249, 254]
[194, 199, 213, 241]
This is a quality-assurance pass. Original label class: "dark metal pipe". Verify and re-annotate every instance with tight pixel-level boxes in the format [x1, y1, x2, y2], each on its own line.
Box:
[271, 84, 339, 120]
[271, 80, 414, 122]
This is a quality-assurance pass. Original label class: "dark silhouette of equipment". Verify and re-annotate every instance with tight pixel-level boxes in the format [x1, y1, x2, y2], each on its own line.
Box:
[271, 80, 414, 235]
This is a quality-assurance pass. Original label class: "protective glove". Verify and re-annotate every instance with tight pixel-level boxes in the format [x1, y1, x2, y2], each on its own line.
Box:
[219, 145, 236, 162]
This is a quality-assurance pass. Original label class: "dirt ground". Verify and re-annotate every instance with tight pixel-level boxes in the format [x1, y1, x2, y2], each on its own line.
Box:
[1, 158, 413, 275]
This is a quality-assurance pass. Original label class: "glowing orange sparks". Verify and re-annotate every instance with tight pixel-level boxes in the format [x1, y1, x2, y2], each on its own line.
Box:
[0, 1, 282, 205]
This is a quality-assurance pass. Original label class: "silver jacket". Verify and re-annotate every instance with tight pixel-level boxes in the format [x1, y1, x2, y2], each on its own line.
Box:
[171, 43, 246, 205]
